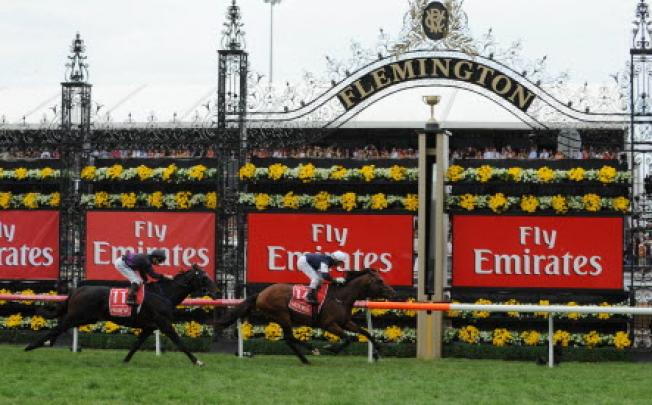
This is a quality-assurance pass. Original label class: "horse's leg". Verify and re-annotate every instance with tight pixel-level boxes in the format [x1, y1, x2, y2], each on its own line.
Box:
[322, 323, 352, 356]
[25, 315, 78, 351]
[154, 317, 202, 366]
[280, 324, 311, 365]
[123, 327, 155, 363]
[343, 320, 382, 361]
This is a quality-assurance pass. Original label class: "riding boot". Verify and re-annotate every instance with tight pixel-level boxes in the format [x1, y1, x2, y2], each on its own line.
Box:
[126, 283, 139, 306]
[306, 288, 318, 305]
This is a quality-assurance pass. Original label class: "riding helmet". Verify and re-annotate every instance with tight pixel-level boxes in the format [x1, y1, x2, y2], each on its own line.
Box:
[149, 249, 167, 262]
[330, 250, 347, 263]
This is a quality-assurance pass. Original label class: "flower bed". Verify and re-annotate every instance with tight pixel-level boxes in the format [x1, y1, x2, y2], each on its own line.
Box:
[239, 192, 417, 211]
[0, 192, 60, 209]
[445, 325, 631, 349]
[81, 164, 216, 182]
[80, 191, 217, 209]
[446, 165, 630, 185]
[239, 163, 418, 183]
[0, 315, 213, 351]
[0, 167, 60, 181]
[447, 194, 629, 214]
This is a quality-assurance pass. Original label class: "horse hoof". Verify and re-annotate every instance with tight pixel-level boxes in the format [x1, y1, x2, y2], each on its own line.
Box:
[311, 348, 321, 356]
[195, 360, 204, 367]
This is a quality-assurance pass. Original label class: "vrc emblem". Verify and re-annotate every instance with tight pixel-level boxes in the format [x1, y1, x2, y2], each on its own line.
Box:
[422, 1, 449, 41]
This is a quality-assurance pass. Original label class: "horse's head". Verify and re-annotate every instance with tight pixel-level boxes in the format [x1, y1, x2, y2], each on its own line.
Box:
[175, 264, 220, 299]
[345, 268, 396, 300]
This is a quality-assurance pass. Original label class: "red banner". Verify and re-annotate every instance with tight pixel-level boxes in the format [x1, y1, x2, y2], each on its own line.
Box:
[247, 213, 414, 286]
[86, 212, 215, 280]
[0, 211, 59, 280]
[452, 215, 623, 289]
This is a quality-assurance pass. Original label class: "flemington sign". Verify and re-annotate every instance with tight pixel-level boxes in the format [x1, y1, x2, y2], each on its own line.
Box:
[335, 2, 537, 115]
[452, 215, 624, 290]
[337, 57, 537, 113]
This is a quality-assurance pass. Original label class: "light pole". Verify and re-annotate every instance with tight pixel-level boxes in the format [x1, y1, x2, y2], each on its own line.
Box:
[263, 0, 282, 88]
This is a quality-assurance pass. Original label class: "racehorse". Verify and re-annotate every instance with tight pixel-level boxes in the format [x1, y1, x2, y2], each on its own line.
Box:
[215, 268, 396, 364]
[25, 264, 218, 366]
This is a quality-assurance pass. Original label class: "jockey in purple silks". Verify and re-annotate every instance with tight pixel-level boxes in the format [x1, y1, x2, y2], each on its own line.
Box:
[113, 249, 173, 305]
[297, 250, 347, 304]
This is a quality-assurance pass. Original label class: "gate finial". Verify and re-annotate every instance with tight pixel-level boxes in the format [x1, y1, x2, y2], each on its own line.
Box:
[221, 0, 246, 51]
[65, 32, 89, 82]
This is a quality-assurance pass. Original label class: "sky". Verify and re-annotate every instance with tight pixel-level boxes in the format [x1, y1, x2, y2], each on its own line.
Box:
[0, 0, 640, 124]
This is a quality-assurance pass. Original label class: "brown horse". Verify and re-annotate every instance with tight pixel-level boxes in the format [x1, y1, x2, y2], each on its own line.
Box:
[216, 268, 396, 364]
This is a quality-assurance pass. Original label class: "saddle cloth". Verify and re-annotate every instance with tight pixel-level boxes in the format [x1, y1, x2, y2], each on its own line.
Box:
[108, 285, 145, 317]
[288, 284, 329, 317]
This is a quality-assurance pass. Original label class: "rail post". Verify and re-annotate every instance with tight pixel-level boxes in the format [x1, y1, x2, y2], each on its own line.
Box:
[72, 327, 79, 352]
[237, 318, 244, 358]
[366, 309, 373, 363]
[548, 315, 554, 368]
[155, 330, 161, 356]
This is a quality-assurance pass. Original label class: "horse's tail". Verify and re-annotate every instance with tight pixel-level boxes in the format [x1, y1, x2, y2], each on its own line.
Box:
[38, 297, 69, 319]
[215, 294, 258, 330]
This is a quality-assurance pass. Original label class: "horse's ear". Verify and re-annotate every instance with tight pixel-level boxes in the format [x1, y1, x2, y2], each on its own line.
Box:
[191, 263, 202, 272]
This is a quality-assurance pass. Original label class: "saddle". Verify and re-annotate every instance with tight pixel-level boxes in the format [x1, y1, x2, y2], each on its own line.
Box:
[108, 285, 145, 317]
[288, 284, 329, 317]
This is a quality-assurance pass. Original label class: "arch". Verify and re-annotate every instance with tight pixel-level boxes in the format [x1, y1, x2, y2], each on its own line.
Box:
[248, 50, 628, 128]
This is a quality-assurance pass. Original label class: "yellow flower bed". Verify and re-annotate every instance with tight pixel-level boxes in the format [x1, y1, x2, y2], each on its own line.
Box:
[81, 192, 217, 210]
[458, 325, 480, 344]
[521, 330, 541, 346]
[82, 164, 216, 182]
[241, 163, 418, 182]
[0, 192, 61, 209]
[446, 165, 629, 184]
[240, 192, 417, 212]
[447, 194, 629, 214]
[0, 167, 60, 181]
[264, 322, 283, 341]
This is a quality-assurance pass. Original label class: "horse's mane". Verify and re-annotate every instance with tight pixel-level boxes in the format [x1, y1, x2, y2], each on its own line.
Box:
[344, 268, 378, 283]
[172, 264, 204, 280]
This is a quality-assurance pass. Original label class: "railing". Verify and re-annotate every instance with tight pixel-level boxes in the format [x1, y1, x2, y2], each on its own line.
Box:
[2, 294, 650, 367]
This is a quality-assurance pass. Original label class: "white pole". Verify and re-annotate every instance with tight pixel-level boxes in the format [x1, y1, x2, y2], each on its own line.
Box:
[155, 330, 161, 356]
[269, 2, 274, 86]
[237, 318, 244, 358]
[72, 327, 79, 352]
[548, 315, 554, 368]
[366, 309, 373, 363]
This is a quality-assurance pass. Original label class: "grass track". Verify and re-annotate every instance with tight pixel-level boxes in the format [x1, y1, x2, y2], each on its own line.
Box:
[1, 344, 651, 405]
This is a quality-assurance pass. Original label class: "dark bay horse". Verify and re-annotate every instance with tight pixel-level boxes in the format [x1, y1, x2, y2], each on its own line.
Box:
[216, 268, 395, 364]
[25, 264, 218, 366]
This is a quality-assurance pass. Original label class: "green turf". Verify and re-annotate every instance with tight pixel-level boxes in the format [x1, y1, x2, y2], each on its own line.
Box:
[1, 344, 651, 405]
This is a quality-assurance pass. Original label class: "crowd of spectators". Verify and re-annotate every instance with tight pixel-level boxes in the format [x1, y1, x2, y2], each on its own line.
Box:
[0, 149, 61, 160]
[251, 145, 418, 160]
[450, 146, 622, 161]
[0, 149, 216, 160]
[1, 145, 622, 162]
[90, 149, 216, 159]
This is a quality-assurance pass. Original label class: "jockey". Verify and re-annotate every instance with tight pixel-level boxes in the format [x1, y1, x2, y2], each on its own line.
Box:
[297, 250, 347, 304]
[114, 249, 173, 305]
